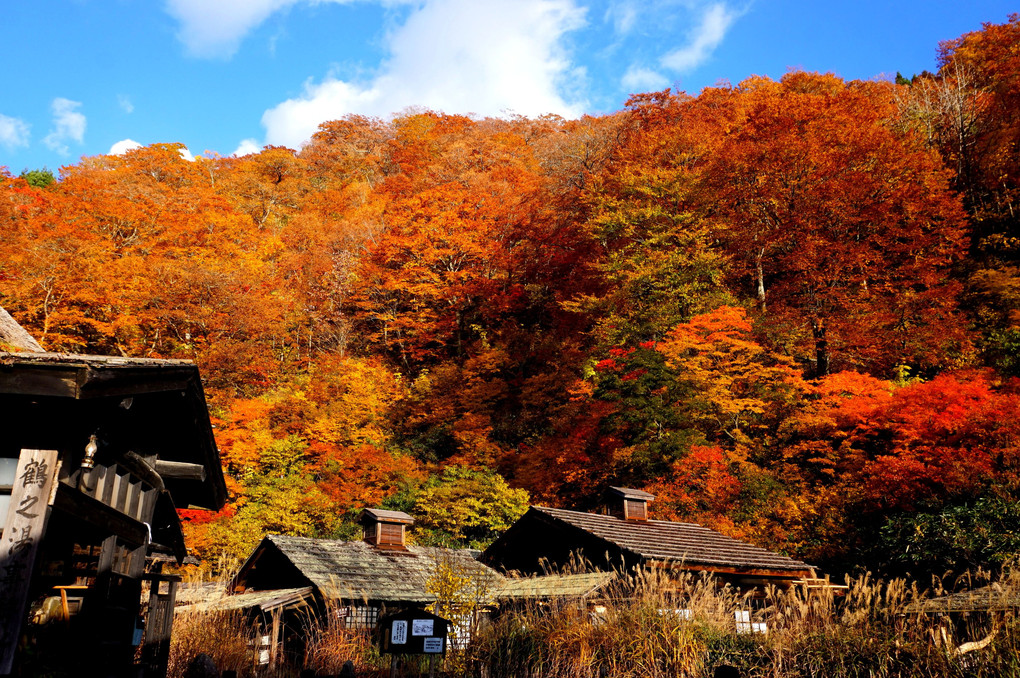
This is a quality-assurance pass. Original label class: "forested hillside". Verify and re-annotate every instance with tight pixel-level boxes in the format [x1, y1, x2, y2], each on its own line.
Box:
[3, 16, 1019, 579]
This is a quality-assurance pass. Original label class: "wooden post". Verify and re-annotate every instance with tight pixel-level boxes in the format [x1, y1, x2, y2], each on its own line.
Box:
[0, 449, 59, 675]
[269, 609, 281, 668]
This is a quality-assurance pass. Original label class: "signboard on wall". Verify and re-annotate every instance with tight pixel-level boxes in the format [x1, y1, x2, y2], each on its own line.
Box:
[379, 610, 450, 656]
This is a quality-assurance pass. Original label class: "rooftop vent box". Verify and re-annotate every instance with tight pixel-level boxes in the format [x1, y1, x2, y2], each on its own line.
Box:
[606, 487, 654, 521]
[361, 508, 414, 550]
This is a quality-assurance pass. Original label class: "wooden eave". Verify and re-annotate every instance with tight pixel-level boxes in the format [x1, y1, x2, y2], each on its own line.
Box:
[195, 586, 317, 614]
[361, 508, 415, 525]
[0, 351, 227, 511]
[53, 483, 150, 547]
[0, 352, 196, 399]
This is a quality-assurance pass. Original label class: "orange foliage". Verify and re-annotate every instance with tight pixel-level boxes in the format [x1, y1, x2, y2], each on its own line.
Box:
[645, 445, 743, 534]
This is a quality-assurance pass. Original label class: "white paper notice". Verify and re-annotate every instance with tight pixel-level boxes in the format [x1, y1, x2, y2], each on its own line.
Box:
[423, 637, 444, 653]
[412, 619, 434, 636]
[391, 620, 408, 644]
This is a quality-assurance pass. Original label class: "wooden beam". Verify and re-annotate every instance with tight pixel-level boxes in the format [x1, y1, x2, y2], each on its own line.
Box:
[649, 560, 815, 579]
[153, 460, 206, 482]
[0, 368, 79, 398]
[119, 452, 164, 492]
[52, 483, 149, 547]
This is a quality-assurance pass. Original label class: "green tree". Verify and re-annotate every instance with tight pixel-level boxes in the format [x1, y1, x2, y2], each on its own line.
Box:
[876, 493, 1020, 578]
[19, 167, 55, 188]
[412, 466, 529, 549]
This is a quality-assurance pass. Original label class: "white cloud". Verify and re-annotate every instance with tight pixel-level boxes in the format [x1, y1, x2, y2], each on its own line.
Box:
[118, 95, 135, 114]
[109, 139, 144, 155]
[0, 114, 30, 150]
[165, 0, 334, 58]
[605, 1, 638, 35]
[659, 3, 738, 73]
[233, 138, 262, 156]
[622, 66, 669, 92]
[109, 140, 194, 161]
[43, 98, 87, 156]
[262, 0, 587, 149]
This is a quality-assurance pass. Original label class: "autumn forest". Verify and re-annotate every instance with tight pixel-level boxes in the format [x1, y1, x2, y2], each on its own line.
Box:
[3, 16, 1020, 580]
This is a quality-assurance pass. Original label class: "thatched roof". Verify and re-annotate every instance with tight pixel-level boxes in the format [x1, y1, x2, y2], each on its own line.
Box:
[498, 571, 616, 600]
[183, 586, 316, 613]
[0, 306, 43, 352]
[232, 535, 506, 605]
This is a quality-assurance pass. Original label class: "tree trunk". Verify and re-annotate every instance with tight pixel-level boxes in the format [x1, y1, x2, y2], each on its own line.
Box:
[755, 248, 767, 312]
[812, 317, 829, 377]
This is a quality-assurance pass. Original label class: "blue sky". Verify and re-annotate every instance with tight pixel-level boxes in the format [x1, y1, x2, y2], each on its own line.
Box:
[1, 1, 1015, 175]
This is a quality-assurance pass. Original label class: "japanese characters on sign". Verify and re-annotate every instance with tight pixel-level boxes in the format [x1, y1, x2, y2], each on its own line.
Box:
[380, 612, 449, 656]
[0, 449, 60, 675]
[390, 620, 408, 645]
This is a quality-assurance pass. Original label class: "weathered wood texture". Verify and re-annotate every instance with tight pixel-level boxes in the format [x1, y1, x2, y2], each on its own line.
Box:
[153, 460, 206, 482]
[0, 353, 227, 511]
[0, 449, 59, 675]
[0, 308, 43, 353]
[52, 483, 150, 547]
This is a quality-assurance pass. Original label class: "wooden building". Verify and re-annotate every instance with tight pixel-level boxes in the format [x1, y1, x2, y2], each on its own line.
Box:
[0, 321, 227, 676]
[220, 510, 504, 665]
[482, 487, 816, 592]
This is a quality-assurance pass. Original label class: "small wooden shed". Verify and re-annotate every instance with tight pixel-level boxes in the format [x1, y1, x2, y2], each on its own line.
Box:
[220, 511, 505, 665]
[0, 346, 227, 676]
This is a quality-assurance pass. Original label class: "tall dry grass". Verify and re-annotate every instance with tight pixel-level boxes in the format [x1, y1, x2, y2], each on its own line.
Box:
[301, 598, 379, 676]
[168, 561, 1020, 677]
[167, 607, 261, 678]
[472, 564, 1020, 678]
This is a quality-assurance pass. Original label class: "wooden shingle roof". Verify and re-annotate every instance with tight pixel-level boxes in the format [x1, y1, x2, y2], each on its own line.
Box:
[237, 535, 505, 605]
[361, 508, 414, 524]
[607, 487, 655, 501]
[186, 586, 315, 613]
[498, 572, 616, 600]
[534, 506, 811, 572]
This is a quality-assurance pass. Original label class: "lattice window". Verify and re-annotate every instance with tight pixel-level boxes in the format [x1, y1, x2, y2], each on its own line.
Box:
[625, 499, 647, 520]
[336, 605, 380, 630]
[446, 609, 477, 649]
[734, 609, 767, 634]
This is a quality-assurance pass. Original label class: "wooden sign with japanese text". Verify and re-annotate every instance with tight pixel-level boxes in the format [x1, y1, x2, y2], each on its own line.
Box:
[0, 449, 59, 675]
